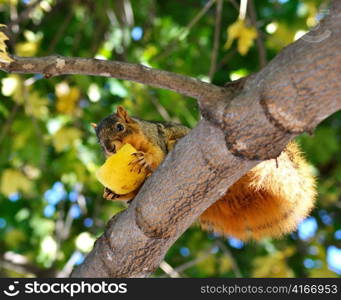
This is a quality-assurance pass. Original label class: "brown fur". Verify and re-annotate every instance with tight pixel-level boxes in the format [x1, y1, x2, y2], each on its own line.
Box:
[95, 107, 316, 241]
[95, 106, 166, 172]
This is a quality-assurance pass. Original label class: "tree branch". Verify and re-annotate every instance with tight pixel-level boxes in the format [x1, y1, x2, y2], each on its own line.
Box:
[1, 1, 340, 278]
[0, 55, 225, 101]
[71, 2, 341, 277]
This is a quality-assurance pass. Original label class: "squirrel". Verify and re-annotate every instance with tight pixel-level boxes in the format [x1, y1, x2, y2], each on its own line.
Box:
[93, 106, 316, 241]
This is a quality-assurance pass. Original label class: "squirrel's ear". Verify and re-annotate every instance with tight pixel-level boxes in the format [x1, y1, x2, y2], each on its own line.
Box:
[91, 123, 98, 132]
[116, 106, 133, 123]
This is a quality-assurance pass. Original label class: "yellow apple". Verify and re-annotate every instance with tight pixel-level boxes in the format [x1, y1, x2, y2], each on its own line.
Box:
[96, 144, 147, 194]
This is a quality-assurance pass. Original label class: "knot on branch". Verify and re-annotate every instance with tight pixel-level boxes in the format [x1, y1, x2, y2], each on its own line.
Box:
[42, 56, 67, 78]
[200, 77, 247, 125]
[201, 75, 318, 160]
[135, 201, 178, 239]
[222, 127, 291, 161]
[260, 77, 316, 135]
[200, 82, 291, 160]
[217, 95, 293, 161]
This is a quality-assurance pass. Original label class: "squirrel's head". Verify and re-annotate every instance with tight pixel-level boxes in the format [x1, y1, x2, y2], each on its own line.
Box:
[93, 106, 137, 157]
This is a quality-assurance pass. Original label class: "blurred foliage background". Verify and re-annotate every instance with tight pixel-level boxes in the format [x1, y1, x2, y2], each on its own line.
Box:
[0, 0, 340, 278]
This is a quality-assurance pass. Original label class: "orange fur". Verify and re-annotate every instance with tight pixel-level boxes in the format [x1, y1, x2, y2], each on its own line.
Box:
[200, 142, 316, 240]
[123, 131, 165, 171]
[97, 108, 316, 240]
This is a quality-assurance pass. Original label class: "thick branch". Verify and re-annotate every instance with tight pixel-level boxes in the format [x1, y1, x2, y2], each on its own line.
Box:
[199, 2, 341, 160]
[1, 1, 340, 278]
[71, 3, 341, 277]
[0, 55, 224, 101]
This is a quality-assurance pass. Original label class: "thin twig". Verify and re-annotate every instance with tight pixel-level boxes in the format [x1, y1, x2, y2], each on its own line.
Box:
[8, 0, 44, 28]
[216, 48, 237, 73]
[159, 245, 216, 278]
[173, 249, 213, 274]
[159, 261, 181, 278]
[216, 239, 242, 277]
[0, 252, 44, 276]
[227, 0, 239, 11]
[0, 103, 20, 148]
[3, 0, 43, 46]
[9, 1, 19, 34]
[153, 0, 216, 62]
[209, 0, 223, 82]
[89, 17, 108, 57]
[47, 9, 74, 54]
[239, 0, 248, 20]
[248, 0, 267, 68]
[57, 252, 82, 278]
[150, 96, 173, 122]
[182, 0, 216, 36]
[7, 0, 44, 47]
[0, 55, 225, 101]
[22, 78, 47, 170]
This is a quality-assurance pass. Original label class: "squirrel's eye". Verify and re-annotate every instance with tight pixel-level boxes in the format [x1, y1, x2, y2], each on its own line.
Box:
[116, 123, 125, 132]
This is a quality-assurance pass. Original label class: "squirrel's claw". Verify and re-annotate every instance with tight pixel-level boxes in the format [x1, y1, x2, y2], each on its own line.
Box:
[129, 151, 152, 173]
[103, 187, 136, 202]
[103, 187, 120, 200]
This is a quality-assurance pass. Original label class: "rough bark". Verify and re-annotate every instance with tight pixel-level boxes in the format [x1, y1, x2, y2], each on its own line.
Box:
[1, 55, 224, 101]
[1, 1, 340, 278]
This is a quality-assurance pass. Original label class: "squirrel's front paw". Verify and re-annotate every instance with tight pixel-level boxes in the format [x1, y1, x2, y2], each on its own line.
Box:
[129, 151, 152, 173]
[103, 187, 136, 202]
[103, 187, 120, 200]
